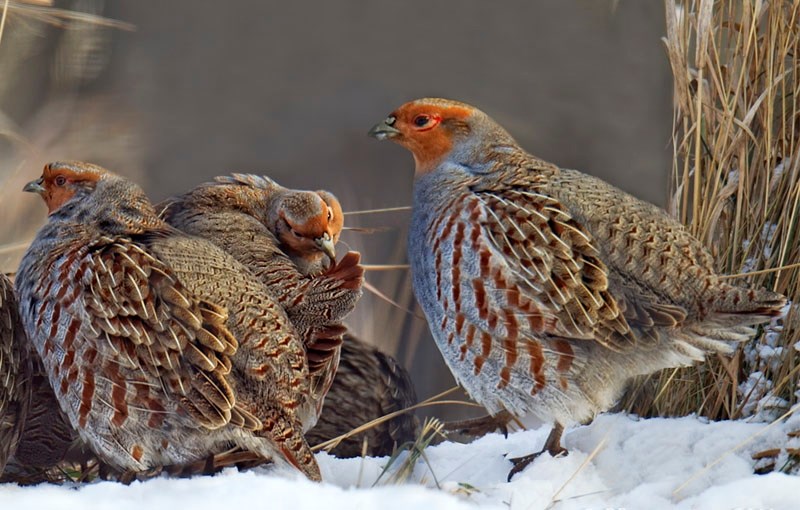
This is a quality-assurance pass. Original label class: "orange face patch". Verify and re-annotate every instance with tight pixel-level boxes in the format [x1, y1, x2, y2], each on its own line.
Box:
[297, 210, 328, 238]
[390, 102, 473, 175]
[35, 163, 104, 214]
[318, 191, 343, 242]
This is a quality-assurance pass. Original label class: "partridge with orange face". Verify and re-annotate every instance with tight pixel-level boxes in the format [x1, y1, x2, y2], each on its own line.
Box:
[369, 98, 787, 478]
[16, 162, 321, 480]
[0, 273, 30, 477]
[160, 174, 363, 429]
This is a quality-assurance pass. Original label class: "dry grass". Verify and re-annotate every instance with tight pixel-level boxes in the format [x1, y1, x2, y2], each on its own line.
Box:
[0, 1, 142, 273]
[619, 0, 800, 421]
[373, 418, 446, 486]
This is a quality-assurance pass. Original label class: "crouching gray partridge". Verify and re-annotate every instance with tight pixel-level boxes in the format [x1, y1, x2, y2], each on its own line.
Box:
[369, 98, 788, 479]
[160, 173, 363, 431]
[162, 176, 422, 458]
[1, 354, 82, 483]
[0, 275, 80, 485]
[0, 273, 30, 476]
[16, 162, 321, 480]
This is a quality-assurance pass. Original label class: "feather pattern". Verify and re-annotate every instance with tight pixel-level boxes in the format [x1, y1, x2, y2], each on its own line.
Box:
[16, 162, 320, 480]
[160, 176, 363, 430]
[374, 98, 787, 428]
[0, 274, 30, 476]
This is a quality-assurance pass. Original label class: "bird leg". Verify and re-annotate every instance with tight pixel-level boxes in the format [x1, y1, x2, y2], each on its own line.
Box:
[444, 410, 515, 438]
[507, 422, 567, 481]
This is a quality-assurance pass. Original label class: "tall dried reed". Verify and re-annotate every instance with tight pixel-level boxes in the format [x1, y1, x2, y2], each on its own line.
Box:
[620, 0, 800, 420]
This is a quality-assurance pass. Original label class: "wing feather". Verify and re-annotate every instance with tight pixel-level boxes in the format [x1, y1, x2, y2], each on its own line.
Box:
[473, 186, 637, 350]
[77, 239, 241, 430]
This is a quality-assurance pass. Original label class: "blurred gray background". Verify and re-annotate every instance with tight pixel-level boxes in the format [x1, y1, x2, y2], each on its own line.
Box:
[0, 0, 672, 420]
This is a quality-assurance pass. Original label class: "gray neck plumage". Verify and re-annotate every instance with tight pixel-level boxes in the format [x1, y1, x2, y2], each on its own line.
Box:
[50, 178, 163, 238]
[447, 114, 524, 175]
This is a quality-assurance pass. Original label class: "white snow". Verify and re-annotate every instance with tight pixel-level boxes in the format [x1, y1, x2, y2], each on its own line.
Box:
[3, 413, 800, 510]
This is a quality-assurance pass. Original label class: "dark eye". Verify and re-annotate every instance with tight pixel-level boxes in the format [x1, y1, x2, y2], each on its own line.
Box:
[413, 115, 430, 127]
[54, 175, 67, 186]
[327, 207, 333, 221]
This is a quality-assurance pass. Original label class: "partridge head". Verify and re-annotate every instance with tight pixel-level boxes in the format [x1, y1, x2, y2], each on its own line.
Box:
[271, 188, 343, 271]
[368, 98, 515, 175]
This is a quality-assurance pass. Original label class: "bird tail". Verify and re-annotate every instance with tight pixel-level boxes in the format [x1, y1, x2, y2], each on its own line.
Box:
[258, 409, 321, 481]
[709, 283, 788, 327]
[669, 283, 788, 360]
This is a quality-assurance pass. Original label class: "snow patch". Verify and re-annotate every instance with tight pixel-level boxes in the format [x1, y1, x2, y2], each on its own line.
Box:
[1, 414, 797, 509]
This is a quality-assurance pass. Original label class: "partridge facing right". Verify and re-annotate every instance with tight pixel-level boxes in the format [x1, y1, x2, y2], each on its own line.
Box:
[369, 98, 788, 478]
[160, 174, 363, 430]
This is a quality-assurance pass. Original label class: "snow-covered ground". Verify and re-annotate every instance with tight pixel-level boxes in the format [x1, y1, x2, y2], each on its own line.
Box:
[3, 413, 800, 510]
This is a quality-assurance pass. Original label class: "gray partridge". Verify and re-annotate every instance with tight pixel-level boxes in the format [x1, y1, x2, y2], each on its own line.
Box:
[306, 334, 419, 458]
[1, 355, 82, 483]
[16, 162, 321, 480]
[0, 273, 30, 477]
[160, 174, 363, 430]
[0, 276, 81, 485]
[369, 98, 788, 478]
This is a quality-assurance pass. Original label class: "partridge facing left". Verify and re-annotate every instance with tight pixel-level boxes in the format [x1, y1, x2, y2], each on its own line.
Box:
[16, 162, 321, 480]
[369, 98, 788, 479]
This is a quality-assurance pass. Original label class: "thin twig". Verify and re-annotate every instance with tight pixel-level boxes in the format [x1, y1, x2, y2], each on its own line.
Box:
[341, 226, 394, 234]
[0, 239, 33, 255]
[363, 280, 424, 319]
[312, 386, 473, 452]
[344, 206, 412, 216]
[545, 435, 609, 509]
[720, 262, 800, 279]
[0, 0, 11, 48]
[362, 264, 410, 272]
[5, 1, 135, 30]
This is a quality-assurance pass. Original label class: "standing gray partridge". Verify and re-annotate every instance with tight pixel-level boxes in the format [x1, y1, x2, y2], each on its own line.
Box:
[160, 174, 363, 430]
[0, 273, 30, 477]
[369, 98, 788, 478]
[305, 334, 419, 458]
[16, 161, 321, 480]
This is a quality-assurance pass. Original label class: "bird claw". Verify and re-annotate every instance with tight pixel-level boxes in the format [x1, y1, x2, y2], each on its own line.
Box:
[506, 444, 568, 481]
[506, 422, 567, 481]
[507, 452, 541, 482]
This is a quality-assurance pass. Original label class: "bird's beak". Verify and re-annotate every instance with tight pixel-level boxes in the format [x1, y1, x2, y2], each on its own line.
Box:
[23, 178, 45, 194]
[368, 116, 401, 140]
[315, 233, 336, 261]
